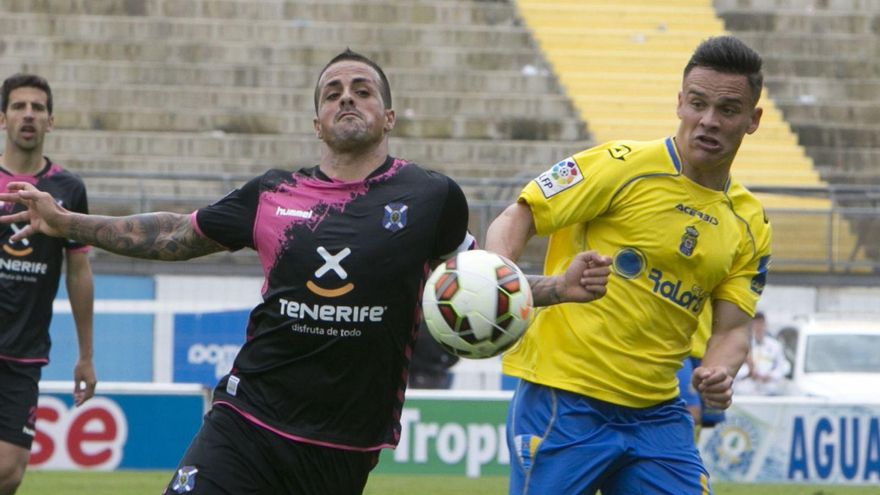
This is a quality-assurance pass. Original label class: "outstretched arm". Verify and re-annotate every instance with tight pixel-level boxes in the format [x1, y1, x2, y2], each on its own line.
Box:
[486, 201, 611, 307]
[0, 182, 225, 260]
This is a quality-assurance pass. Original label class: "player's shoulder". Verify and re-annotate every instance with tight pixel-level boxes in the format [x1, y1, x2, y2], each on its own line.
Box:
[41, 158, 86, 188]
[388, 158, 460, 190]
[725, 178, 770, 227]
[571, 137, 679, 176]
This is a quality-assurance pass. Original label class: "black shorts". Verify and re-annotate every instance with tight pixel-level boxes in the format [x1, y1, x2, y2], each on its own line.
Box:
[0, 360, 41, 449]
[164, 405, 379, 495]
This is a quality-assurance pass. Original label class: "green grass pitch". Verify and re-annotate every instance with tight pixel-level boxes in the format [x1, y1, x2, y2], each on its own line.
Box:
[16, 471, 880, 494]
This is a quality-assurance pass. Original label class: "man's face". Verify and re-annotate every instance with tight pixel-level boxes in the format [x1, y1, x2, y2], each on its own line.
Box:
[0, 87, 54, 153]
[675, 67, 762, 174]
[313, 60, 394, 152]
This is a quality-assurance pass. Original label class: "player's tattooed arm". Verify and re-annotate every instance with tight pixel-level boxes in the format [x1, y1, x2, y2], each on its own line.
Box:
[69, 212, 225, 260]
[526, 275, 563, 306]
[527, 251, 611, 307]
[0, 182, 225, 260]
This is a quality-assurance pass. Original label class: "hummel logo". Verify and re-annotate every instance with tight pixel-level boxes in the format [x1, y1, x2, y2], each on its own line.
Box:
[276, 207, 312, 219]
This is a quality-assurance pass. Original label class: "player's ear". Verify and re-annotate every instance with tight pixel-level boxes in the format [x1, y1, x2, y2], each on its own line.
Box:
[746, 106, 762, 135]
[383, 109, 395, 133]
[47, 114, 54, 133]
[313, 117, 322, 139]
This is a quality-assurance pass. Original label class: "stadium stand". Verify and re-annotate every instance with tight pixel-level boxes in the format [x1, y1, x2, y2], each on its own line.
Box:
[0, 0, 591, 271]
[0, 0, 875, 273]
[714, 0, 880, 270]
[513, 0, 874, 272]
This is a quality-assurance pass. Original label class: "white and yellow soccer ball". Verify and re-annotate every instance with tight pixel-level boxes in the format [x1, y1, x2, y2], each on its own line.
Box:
[422, 250, 533, 359]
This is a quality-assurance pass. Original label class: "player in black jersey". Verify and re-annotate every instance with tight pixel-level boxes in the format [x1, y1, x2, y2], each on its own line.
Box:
[0, 51, 610, 494]
[0, 74, 96, 495]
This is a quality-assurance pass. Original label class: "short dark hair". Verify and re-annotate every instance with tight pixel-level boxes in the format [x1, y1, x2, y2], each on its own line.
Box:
[683, 36, 763, 105]
[313, 49, 392, 114]
[1, 73, 53, 114]
[754, 311, 766, 321]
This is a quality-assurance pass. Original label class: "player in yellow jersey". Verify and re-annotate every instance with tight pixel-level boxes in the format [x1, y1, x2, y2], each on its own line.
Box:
[486, 36, 772, 495]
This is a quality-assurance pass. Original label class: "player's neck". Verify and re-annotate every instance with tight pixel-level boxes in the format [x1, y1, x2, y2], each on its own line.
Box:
[319, 142, 389, 182]
[0, 148, 45, 176]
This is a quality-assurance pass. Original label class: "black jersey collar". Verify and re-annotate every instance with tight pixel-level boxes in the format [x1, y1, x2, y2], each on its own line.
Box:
[310, 155, 395, 182]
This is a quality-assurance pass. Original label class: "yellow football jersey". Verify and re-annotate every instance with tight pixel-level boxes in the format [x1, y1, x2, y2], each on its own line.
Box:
[503, 137, 772, 407]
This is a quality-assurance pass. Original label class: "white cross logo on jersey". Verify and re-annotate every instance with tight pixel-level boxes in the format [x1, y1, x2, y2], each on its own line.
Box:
[315, 247, 351, 279]
[308, 247, 355, 298]
[8, 223, 30, 247]
[3, 222, 34, 257]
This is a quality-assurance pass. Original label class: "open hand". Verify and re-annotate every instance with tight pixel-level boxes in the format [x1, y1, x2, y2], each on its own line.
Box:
[0, 181, 68, 240]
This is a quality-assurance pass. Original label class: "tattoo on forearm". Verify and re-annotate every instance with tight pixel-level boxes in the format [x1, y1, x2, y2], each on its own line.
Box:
[68, 212, 223, 260]
[526, 275, 561, 307]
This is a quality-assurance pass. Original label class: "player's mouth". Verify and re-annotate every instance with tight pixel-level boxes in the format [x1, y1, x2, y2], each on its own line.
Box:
[336, 111, 361, 122]
[695, 134, 722, 152]
[20, 125, 36, 138]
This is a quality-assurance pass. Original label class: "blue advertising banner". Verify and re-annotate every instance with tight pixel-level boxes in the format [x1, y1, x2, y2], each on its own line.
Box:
[173, 310, 249, 387]
[34, 382, 207, 470]
[699, 397, 880, 485]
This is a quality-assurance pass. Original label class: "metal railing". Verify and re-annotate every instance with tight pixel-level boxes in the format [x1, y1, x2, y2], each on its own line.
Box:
[77, 170, 880, 275]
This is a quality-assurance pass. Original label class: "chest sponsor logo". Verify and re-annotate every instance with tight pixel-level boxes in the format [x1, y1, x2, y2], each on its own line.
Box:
[383, 203, 408, 232]
[535, 158, 583, 198]
[4, 223, 34, 257]
[306, 246, 354, 298]
[647, 268, 707, 314]
[679, 226, 699, 257]
[675, 203, 719, 225]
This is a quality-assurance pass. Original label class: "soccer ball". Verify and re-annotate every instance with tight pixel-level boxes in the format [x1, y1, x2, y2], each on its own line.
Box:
[422, 250, 533, 359]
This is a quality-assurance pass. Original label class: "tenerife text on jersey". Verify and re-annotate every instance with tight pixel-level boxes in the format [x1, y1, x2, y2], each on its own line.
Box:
[279, 298, 386, 323]
[0, 258, 48, 274]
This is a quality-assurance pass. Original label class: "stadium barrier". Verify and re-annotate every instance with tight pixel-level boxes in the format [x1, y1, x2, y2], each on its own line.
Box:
[383, 392, 880, 484]
[33, 382, 207, 471]
[28, 383, 880, 484]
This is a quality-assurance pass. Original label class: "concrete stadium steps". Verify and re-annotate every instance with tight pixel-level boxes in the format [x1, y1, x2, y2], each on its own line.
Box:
[0, 60, 562, 95]
[715, 0, 880, 183]
[2, 0, 521, 24]
[43, 85, 584, 140]
[777, 101, 880, 129]
[713, 0, 878, 9]
[0, 14, 532, 49]
[37, 130, 583, 178]
[513, 0, 859, 271]
[0, 36, 550, 71]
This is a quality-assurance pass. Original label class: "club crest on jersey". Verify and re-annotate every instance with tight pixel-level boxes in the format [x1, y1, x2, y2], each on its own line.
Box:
[383, 203, 408, 232]
[171, 466, 198, 493]
[679, 226, 699, 257]
[535, 158, 583, 198]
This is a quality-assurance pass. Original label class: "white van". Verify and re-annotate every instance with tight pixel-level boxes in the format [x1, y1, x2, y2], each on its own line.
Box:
[789, 315, 880, 400]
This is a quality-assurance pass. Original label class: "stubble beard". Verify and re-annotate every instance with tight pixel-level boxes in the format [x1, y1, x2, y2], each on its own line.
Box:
[325, 123, 382, 154]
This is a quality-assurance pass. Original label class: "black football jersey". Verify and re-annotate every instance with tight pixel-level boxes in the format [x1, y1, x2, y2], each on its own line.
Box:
[194, 156, 470, 449]
[0, 157, 89, 364]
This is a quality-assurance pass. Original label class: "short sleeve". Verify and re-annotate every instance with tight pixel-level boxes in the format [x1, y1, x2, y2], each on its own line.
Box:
[194, 175, 262, 251]
[519, 144, 636, 236]
[713, 212, 772, 317]
[433, 177, 473, 259]
[64, 177, 90, 251]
